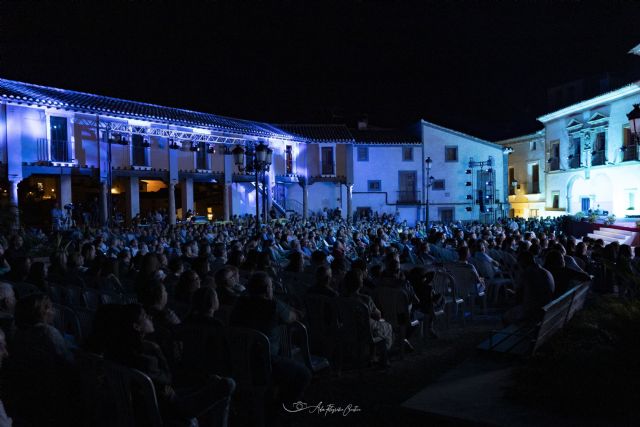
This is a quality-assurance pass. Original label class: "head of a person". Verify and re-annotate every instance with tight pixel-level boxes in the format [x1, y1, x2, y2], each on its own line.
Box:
[0, 282, 16, 315]
[121, 303, 154, 344]
[287, 251, 305, 272]
[10, 235, 23, 249]
[342, 269, 363, 295]
[310, 250, 328, 267]
[544, 250, 565, 270]
[246, 271, 273, 299]
[517, 250, 536, 269]
[457, 246, 471, 262]
[189, 286, 219, 318]
[177, 270, 201, 303]
[15, 293, 55, 328]
[350, 258, 368, 276]
[139, 253, 161, 278]
[316, 265, 333, 287]
[0, 329, 8, 369]
[81, 243, 96, 262]
[214, 265, 236, 290]
[27, 261, 48, 284]
[140, 281, 168, 310]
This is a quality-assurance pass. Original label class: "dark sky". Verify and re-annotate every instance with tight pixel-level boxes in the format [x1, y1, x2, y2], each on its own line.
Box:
[1, 0, 640, 140]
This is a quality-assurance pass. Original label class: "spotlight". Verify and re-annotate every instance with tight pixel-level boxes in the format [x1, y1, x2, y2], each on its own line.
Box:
[465, 181, 472, 186]
[465, 207, 472, 212]
[465, 169, 472, 174]
[207, 144, 216, 154]
[142, 138, 150, 148]
[190, 141, 200, 152]
[169, 138, 180, 150]
[487, 168, 493, 173]
[466, 195, 473, 200]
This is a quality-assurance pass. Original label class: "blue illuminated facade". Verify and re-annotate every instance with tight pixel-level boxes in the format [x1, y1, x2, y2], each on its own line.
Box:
[0, 77, 509, 226]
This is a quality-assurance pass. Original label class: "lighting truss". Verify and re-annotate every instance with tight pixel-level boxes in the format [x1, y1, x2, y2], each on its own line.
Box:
[74, 118, 254, 145]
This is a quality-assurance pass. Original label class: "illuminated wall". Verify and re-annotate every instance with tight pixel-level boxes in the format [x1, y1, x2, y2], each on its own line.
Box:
[539, 83, 640, 218]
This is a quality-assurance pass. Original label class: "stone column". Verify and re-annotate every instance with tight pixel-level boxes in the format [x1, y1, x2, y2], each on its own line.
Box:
[264, 173, 272, 219]
[126, 176, 140, 222]
[59, 174, 72, 208]
[100, 181, 108, 226]
[168, 182, 176, 225]
[223, 151, 233, 221]
[9, 180, 19, 229]
[302, 180, 309, 221]
[181, 177, 194, 218]
[223, 184, 231, 221]
[346, 183, 353, 223]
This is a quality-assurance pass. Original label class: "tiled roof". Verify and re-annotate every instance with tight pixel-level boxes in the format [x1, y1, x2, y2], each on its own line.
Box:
[0, 78, 293, 139]
[276, 124, 355, 143]
[351, 129, 421, 145]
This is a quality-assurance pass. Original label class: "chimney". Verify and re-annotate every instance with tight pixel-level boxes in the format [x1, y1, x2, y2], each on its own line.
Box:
[357, 116, 368, 130]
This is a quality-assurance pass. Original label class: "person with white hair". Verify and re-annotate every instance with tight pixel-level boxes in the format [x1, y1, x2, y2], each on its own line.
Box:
[0, 282, 16, 339]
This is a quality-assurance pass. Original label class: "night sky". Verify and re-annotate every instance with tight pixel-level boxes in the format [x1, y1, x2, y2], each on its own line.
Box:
[1, 0, 640, 141]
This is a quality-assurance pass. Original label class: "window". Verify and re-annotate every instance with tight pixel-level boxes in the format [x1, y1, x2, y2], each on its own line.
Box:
[321, 147, 334, 175]
[531, 163, 540, 193]
[438, 207, 454, 223]
[569, 137, 581, 169]
[196, 143, 209, 170]
[50, 116, 69, 162]
[445, 146, 458, 162]
[432, 179, 445, 190]
[285, 145, 293, 174]
[552, 191, 560, 209]
[530, 140, 537, 151]
[508, 167, 515, 195]
[629, 192, 636, 210]
[132, 134, 148, 167]
[367, 180, 381, 191]
[357, 146, 369, 161]
[549, 141, 560, 171]
[402, 147, 413, 161]
[529, 209, 539, 218]
[592, 132, 606, 166]
[623, 127, 637, 162]
[398, 171, 417, 203]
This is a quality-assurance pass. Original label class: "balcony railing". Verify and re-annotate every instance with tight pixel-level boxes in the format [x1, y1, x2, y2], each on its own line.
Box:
[591, 150, 605, 166]
[568, 155, 581, 169]
[531, 182, 540, 194]
[548, 158, 559, 171]
[623, 144, 639, 162]
[397, 191, 420, 204]
[36, 138, 70, 163]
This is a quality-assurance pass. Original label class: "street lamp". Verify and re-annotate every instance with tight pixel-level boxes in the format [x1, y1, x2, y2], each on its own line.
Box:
[232, 142, 273, 236]
[425, 156, 432, 224]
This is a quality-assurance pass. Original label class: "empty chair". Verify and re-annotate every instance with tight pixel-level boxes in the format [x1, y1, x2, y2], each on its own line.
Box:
[52, 303, 82, 346]
[83, 288, 101, 310]
[11, 282, 41, 299]
[74, 307, 95, 344]
[278, 321, 330, 373]
[430, 271, 464, 324]
[302, 294, 339, 358]
[445, 262, 487, 319]
[372, 286, 412, 355]
[227, 327, 272, 427]
[334, 297, 382, 369]
[80, 353, 163, 427]
[61, 286, 87, 309]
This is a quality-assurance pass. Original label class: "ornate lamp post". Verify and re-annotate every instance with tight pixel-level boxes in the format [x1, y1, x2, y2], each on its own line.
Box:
[232, 142, 273, 236]
[425, 156, 433, 223]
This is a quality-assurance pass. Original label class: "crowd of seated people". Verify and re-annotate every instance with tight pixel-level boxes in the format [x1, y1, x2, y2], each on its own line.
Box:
[0, 211, 632, 426]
